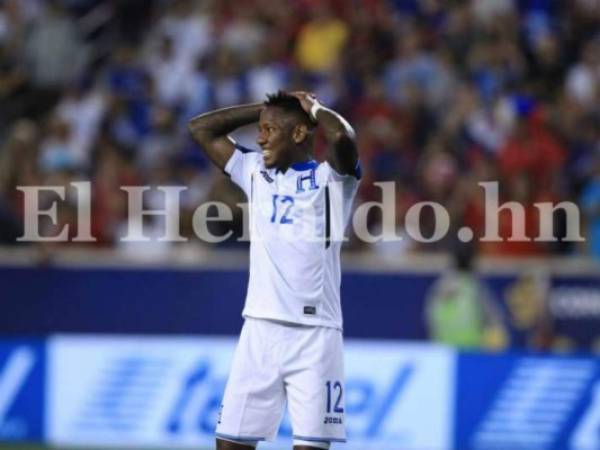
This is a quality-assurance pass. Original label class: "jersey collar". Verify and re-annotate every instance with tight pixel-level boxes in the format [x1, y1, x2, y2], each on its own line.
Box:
[290, 160, 318, 171]
[272, 159, 318, 174]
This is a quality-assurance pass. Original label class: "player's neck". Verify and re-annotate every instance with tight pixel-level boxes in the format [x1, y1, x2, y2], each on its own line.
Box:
[275, 150, 313, 173]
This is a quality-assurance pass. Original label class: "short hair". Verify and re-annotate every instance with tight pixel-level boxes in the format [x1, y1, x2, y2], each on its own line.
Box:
[264, 91, 314, 128]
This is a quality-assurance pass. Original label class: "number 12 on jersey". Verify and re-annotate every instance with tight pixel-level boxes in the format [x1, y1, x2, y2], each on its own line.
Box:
[271, 195, 294, 224]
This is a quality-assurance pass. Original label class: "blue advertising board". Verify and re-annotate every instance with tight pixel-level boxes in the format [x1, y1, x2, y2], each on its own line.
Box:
[0, 340, 45, 441]
[0, 335, 597, 449]
[455, 352, 600, 450]
[46, 337, 454, 450]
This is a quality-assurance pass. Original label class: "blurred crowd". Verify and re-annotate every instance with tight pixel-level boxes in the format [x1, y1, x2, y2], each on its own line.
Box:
[0, 0, 599, 258]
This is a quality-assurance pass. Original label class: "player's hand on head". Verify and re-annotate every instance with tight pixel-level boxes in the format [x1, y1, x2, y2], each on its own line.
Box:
[290, 91, 319, 114]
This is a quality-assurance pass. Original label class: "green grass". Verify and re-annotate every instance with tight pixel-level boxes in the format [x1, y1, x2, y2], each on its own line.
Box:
[0, 446, 43, 450]
[0, 446, 45, 450]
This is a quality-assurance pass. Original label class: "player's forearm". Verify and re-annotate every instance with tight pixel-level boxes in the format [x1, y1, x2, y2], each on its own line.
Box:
[313, 107, 356, 143]
[314, 107, 358, 172]
[188, 103, 263, 143]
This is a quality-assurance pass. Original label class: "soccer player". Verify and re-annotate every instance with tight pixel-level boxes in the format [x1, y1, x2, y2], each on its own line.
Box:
[188, 91, 360, 450]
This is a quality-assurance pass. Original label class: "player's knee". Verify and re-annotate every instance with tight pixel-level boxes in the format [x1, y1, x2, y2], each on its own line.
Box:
[216, 437, 257, 450]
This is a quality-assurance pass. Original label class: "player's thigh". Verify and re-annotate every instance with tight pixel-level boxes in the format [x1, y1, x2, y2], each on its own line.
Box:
[284, 327, 345, 443]
[217, 319, 286, 441]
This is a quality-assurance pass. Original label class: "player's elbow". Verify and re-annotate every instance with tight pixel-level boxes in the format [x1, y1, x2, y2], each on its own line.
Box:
[188, 118, 212, 145]
[187, 117, 204, 135]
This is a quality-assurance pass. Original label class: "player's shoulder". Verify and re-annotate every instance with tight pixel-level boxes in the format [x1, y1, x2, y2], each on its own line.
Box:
[233, 143, 264, 168]
[234, 143, 257, 155]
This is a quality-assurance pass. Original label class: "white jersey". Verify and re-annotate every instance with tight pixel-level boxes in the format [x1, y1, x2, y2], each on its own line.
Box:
[225, 143, 360, 330]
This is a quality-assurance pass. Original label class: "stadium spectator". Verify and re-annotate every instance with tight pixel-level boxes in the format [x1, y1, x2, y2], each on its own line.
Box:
[565, 38, 600, 109]
[581, 154, 600, 260]
[503, 268, 556, 350]
[23, 2, 88, 110]
[0, 0, 597, 259]
[294, 2, 349, 75]
[425, 241, 507, 349]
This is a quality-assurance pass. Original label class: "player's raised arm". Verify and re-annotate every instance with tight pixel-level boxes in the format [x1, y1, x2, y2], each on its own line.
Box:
[188, 103, 263, 171]
[291, 91, 358, 176]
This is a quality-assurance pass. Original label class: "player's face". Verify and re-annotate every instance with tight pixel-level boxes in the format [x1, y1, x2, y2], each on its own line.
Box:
[257, 107, 293, 169]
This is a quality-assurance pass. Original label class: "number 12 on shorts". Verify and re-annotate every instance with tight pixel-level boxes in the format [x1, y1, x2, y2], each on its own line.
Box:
[325, 381, 344, 413]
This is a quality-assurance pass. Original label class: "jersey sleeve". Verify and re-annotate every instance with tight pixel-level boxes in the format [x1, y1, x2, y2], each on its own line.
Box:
[321, 160, 361, 240]
[323, 160, 361, 199]
[224, 143, 262, 197]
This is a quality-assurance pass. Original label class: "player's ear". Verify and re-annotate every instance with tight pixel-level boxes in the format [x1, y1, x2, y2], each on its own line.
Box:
[292, 123, 310, 144]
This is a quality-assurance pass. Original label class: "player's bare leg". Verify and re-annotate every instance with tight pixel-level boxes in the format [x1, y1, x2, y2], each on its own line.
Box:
[216, 438, 256, 450]
[293, 446, 328, 450]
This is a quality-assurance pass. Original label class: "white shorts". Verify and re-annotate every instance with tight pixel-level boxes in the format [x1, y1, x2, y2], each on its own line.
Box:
[216, 317, 346, 445]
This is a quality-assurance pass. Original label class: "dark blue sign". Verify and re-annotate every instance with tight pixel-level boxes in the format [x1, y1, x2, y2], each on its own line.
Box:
[0, 266, 599, 350]
[0, 340, 45, 441]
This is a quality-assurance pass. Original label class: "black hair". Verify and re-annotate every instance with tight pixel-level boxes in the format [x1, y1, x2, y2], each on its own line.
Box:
[264, 91, 314, 128]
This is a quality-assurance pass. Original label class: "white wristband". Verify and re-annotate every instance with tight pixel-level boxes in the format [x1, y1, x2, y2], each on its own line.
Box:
[309, 101, 324, 122]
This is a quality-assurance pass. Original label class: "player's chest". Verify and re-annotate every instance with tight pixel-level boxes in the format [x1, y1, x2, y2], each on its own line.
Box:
[251, 168, 326, 228]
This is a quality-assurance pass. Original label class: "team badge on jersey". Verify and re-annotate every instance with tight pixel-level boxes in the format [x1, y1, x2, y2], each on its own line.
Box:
[296, 169, 319, 193]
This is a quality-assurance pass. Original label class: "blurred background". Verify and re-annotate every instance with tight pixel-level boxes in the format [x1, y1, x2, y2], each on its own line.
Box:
[0, 0, 599, 449]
